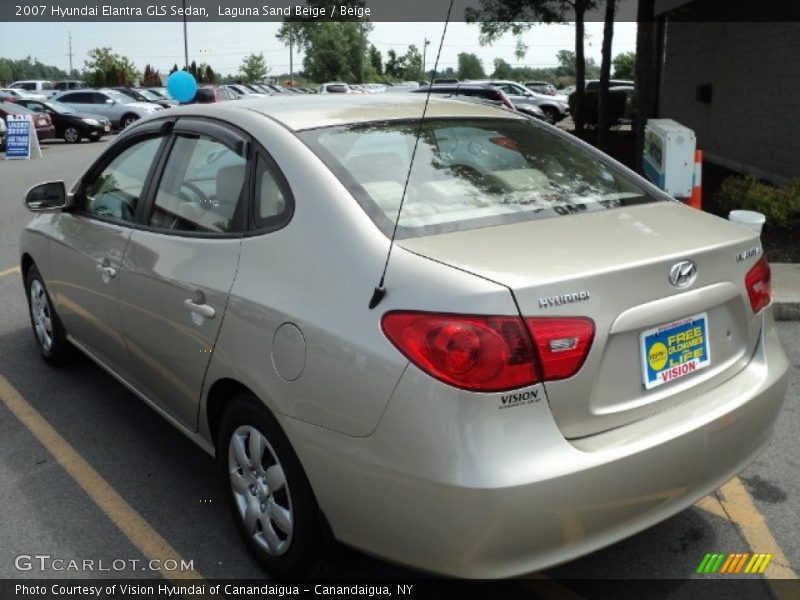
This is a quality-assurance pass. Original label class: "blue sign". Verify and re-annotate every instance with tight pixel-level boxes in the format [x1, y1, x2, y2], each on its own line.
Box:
[5, 115, 32, 159]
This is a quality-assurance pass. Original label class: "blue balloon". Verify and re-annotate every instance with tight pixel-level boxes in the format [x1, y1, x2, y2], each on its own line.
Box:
[167, 71, 197, 103]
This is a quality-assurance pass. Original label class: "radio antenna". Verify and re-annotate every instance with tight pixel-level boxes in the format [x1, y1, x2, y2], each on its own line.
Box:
[368, 0, 456, 309]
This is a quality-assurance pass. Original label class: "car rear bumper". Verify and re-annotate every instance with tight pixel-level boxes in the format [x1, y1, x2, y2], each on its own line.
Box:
[83, 123, 109, 137]
[36, 125, 55, 140]
[285, 310, 788, 578]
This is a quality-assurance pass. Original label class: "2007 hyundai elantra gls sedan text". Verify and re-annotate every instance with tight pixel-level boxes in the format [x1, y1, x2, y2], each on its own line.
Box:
[19, 95, 788, 578]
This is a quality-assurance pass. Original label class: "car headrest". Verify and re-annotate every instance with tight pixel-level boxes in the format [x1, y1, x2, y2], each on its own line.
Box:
[216, 164, 245, 206]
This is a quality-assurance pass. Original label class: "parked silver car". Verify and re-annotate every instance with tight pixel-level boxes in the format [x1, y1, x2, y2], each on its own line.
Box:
[467, 79, 570, 123]
[19, 95, 788, 579]
[52, 88, 163, 128]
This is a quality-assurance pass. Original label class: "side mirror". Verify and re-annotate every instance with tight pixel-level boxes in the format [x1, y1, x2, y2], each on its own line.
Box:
[24, 181, 72, 212]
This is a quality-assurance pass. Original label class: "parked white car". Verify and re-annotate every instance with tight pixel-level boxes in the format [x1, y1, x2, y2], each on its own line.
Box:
[9, 80, 57, 98]
[319, 82, 351, 94]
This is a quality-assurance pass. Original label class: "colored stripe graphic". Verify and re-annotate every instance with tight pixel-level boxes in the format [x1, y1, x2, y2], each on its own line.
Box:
[698, 553, 773, 575]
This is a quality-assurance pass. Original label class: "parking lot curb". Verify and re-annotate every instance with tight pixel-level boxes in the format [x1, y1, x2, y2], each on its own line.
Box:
[772, 264, 800, 321]
[775, 302, 800, 321]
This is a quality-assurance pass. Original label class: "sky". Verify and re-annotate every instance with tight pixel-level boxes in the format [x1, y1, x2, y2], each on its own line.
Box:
[0, 20, 638, 78]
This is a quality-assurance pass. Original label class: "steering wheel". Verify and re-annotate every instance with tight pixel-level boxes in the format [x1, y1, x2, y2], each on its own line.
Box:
[180, 181, 210, 204]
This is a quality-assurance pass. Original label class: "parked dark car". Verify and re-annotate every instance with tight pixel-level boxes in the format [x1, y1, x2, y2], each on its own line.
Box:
[0, 102, 56, 141]
[12, 98, 111, 143]
[112, 87, 178, 108]
[568, 85, 635, 128]
[187, 85, 239, 104]
[413, 84, 515, 110]
[53, 80, 86, 92]
[584, 79, 634, 92]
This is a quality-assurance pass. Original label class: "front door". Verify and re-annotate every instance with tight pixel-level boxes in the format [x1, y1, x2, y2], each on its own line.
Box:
[49, 133, 166, 375]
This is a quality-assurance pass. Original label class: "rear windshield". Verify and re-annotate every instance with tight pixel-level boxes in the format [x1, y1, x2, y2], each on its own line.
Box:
[299, 118, 663, 238]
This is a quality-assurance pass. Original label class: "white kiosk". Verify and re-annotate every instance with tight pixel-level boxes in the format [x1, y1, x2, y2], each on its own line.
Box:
[642, 119, 696, 198]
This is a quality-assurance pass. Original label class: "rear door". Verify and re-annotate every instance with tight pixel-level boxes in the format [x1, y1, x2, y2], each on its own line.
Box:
[118, 118, 249, 429]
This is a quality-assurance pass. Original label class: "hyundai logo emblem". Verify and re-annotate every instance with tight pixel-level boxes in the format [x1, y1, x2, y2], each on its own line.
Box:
[669, 261, 697, 288]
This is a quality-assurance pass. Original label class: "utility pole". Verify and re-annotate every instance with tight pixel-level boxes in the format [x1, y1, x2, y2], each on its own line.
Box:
[422, 38, 430, 82]
[182, 0, 189, 70]
[289, 29, 293, 86]
[67, 31, 73, 75]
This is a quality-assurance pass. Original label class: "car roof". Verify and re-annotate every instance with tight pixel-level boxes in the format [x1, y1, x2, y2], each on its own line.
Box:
[228, 93, 522, 131]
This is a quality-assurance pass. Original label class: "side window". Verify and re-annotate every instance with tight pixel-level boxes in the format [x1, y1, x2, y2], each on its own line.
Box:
[92, 93, 108, 104]
[254, 153, 290, 227]
[83, 136, 163, 223]
[64, 92, 90, 103]
[148, 134, 247, 234]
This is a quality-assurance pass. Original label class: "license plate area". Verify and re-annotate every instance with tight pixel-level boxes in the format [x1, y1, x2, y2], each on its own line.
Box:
[640, 313, 710, 389]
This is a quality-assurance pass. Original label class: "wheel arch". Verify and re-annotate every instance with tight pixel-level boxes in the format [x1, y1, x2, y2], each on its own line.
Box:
[205, 377, 262, 453]
[21, 252, 34, 284]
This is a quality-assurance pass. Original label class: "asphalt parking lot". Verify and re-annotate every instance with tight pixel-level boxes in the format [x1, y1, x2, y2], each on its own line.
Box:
[0, 140, 797, 594]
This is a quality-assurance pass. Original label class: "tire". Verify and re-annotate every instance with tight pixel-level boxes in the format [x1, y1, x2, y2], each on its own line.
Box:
[120, 113, 139, 128]
[63, 126, 81, 144]
[218, 394, 329, 579]
[541, 106, 560, 124]
[25, 265, 74, 365]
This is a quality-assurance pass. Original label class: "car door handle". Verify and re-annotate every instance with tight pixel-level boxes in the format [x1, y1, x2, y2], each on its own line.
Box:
[184, 298, 216, 319]
[95, 264, 117, 278]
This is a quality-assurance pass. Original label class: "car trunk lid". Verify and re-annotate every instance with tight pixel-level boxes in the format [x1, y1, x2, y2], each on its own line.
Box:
[399, 202, 765, 438]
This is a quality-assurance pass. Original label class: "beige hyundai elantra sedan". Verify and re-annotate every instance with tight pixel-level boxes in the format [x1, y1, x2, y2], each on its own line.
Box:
[20, 94, 788, 579]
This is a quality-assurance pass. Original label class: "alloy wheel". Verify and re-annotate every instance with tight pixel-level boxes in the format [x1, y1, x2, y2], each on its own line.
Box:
[228, 425, 294, 556]
[29, 279, 54, 352]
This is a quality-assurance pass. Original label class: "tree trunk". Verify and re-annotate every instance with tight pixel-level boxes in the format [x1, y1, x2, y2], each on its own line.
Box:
[573, 5, 587, 137]
[634, 0, 659, 173]
[598, 0, 616, 152]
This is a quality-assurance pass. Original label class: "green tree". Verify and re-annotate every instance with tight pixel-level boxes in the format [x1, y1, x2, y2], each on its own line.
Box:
[84, 47, 138, 86]
[492, 58, 513, 80]
[401, 45, 423, 81]
[0, 61, 12, 85]
[457, 52, 486, 80]
[203, 64, 216, 84]
[612, 51, 635, 79]
[368, 44, 383, 76]
[142, 64, 162, 87]
[169, 64, 179, 75]
[384, 49, 403, 79]
[276, 1, 372, 83]
[238, 52, 268, 83]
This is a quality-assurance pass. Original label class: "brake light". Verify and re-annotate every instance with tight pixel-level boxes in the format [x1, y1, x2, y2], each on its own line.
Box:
[745, 257, 771, 313]
[381, 312, 595, 392]
[525, 318, 595, 380]
[489, 136, 520, 151]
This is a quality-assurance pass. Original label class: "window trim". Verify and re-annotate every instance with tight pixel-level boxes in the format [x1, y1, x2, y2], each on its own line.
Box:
[247, 141, 295, 236]
[133, 116, 254, 239]
[73, 126, 171, 228]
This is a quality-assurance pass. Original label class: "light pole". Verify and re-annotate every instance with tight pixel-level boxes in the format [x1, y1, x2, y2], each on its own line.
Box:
[422, 38, 431, 82]
[182, 0, 189, 70]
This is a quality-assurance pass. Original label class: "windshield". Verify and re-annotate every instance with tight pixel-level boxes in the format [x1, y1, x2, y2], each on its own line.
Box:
[107, 90, 133, 103]
[136, 90, 159, 100]
[299, 118, 663, 238]
[45, 100, 76, 113]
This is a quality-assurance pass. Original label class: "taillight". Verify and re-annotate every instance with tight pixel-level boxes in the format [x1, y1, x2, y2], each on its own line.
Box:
[745, 257, 771, 313]
[381, 312, 594, 392]
[525, 318, 595, 380]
